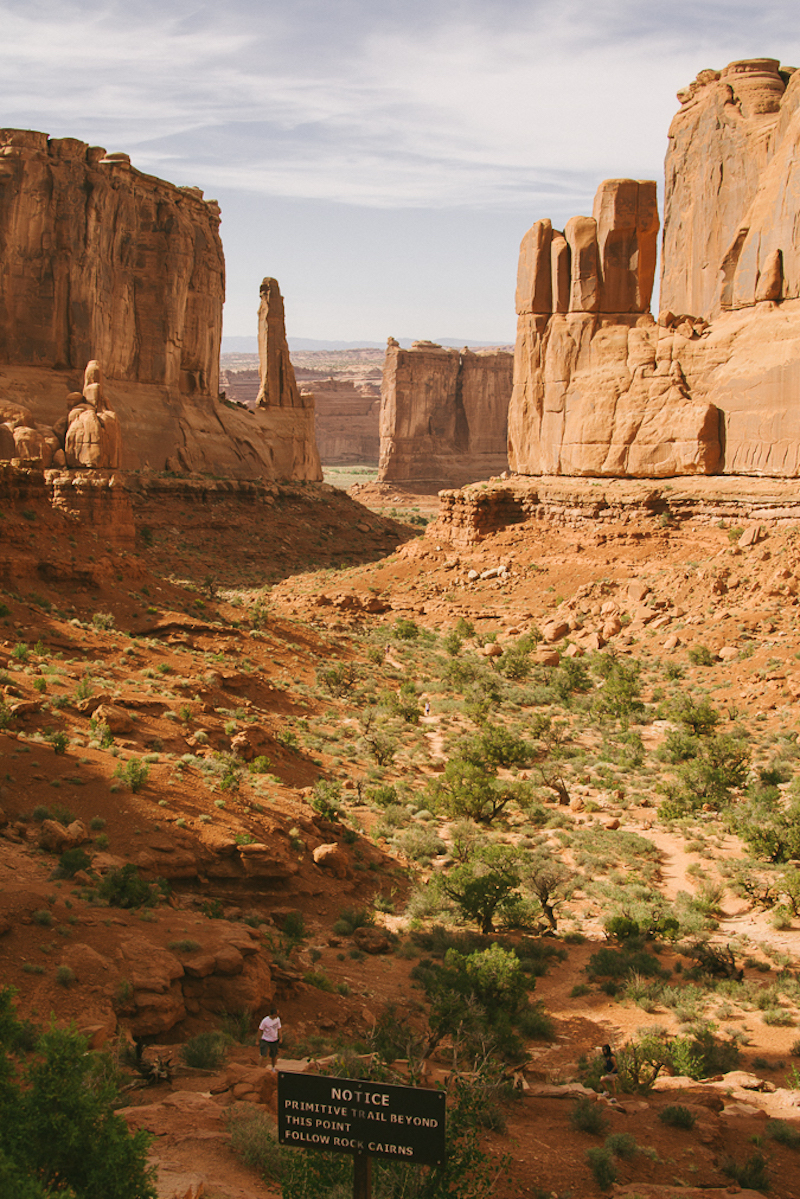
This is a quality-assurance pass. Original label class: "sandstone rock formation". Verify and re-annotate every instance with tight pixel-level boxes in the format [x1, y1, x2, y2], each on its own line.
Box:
[509, 180, 721, 477]
[0, 131, 321, 481]
[64, 361, 123, 469]
[378, 339, 511, 489]
[661, 58, 796, 320]
[510, 58, 800, 479]
[248, 278, 321, 479]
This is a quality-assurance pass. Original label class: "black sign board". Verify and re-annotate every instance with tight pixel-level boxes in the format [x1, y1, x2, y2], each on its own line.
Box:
[277, 1071, 447, 1166]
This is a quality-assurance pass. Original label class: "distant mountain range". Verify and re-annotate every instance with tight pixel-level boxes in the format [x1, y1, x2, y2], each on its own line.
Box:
[221, 336, 513, 353]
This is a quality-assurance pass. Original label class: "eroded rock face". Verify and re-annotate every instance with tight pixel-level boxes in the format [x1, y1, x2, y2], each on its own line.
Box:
[378, 339, 511, 489]
[508, 179, 722, 478]
[661, 59, 795, 320]
[0, 132, 321, 481]
[0, 130, 223, 394]
[253, 278, 322, 479]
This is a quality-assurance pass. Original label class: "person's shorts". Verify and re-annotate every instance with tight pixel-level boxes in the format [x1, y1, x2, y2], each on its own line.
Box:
[260, 1040, 279, 1059]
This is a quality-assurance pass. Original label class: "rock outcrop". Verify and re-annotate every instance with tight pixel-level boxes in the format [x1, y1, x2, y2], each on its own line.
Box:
[661, 58, 796, 320]
[509, 180, 721, 477]
[511, 58, 800, 479]
[249, 278, 321, 479]
[0, 131, 321, 481]
[378, 339, 511, 489]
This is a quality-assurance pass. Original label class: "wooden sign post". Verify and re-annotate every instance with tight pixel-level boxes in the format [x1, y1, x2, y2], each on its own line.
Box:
[278, 1072, 447, 1199]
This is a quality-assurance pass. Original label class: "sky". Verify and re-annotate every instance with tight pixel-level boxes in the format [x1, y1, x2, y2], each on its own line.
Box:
[2, 1, 800, 345]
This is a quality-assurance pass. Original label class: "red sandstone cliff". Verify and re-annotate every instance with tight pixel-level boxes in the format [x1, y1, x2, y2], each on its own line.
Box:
[510, 57, 800, 480]
[0, 131, 319, 481]
[378, 340, 511, 490]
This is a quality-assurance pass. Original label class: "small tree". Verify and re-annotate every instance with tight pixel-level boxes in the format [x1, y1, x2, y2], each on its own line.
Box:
[429, 758, 525, 825]
[0, 988, 156, 1198]
[439, 845, 523, 933]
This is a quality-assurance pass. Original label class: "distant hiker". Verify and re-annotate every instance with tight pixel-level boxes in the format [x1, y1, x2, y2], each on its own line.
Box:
[258, 1005, 282, 1070]
[424, 700, 431, 717]
[600, 1043, 618, 1096]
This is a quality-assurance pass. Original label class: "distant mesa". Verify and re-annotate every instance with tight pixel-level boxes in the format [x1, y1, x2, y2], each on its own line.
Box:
[377, 338, 512, 490]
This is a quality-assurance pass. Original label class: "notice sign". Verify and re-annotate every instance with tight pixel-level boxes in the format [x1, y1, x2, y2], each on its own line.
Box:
[278, 1071, 446, 1165]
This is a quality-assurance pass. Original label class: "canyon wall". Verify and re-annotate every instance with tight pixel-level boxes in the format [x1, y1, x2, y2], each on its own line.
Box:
[378, 340, 511, 490]
[510, 58, 800, 479]
[0, 131, 320, 480]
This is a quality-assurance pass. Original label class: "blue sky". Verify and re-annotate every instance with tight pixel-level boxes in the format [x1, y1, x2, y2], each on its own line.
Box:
[3, 1, 799, 343]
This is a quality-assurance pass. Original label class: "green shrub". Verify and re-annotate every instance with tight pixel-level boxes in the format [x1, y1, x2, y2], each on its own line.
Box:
[302, 971, 336, 993]
[55, 966, 75, 988]
[333, 907, 373, 936]
[56, 848, 92, 878]
[659, 1104, 696, 1129]
[605, 1131, 638, 1159]
[310, 779, 342, 820]
[688, 644, 715, 667]
[32, 910, 53, 927]
[168, 940, 201, 953]
[98, 864, 166, 909]
[227, 1107, 284, 1180]
[113, 758, 149, 793]
[0, 988, 156, 1198]
[585, 1146, 617, 1190]
[181, 1032, 226, 1070]
[765, 1119, 800, 1150]
[570, 1096, 608, 1136]
[721, 1151, 770, 1190]
[393, 618, 419, 641]
[49, 732, 68, 756]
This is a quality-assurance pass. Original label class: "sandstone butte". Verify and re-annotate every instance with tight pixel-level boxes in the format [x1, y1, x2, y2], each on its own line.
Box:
[508, 57, 800, 480]
[378, 338, 512, 489]
[0, 130, 320, 481]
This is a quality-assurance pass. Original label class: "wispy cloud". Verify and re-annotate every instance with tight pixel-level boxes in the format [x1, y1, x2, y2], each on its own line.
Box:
[2, 0, 799, 212]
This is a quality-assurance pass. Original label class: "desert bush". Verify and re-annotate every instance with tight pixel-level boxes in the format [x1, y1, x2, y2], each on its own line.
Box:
[687, 644, 715, 667]
[570, 1096, 608, 1135]
[55, 966, 75, 988]
[310, 778, 342, 820]
[437, 844, 523, 933]
[98, 864, 167, 910]
[227, 1107, 284, 1180]
[605, 1131, 639, 1159]
[721, 1151, 770, 1190]
[585, 1145, 617, 1189]
[658, 1104, 696, 1129]
[113, 758, 149, 793]
[181, 1032, 226, 1070]
[56, 847, 92, 878]
[393, 825, 447, 863]
[765, 1119, 800, 1150]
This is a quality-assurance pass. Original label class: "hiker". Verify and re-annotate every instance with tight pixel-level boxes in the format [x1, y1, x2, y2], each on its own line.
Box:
[600, 1043, 618, 1097]
[258, 1005, 282, 1071]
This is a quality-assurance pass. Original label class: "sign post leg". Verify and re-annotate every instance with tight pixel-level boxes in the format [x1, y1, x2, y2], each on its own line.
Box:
[353, 1153, 372, 1199]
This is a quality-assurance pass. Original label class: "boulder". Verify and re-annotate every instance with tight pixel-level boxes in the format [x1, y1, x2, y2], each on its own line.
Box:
[352, 926, 391, 954]
[312, 843, 352, 879]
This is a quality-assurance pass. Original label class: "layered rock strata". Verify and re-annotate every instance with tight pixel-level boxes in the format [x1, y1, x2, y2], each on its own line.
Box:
[0, 131, 320, 480]
[378, 339, 511, 489]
